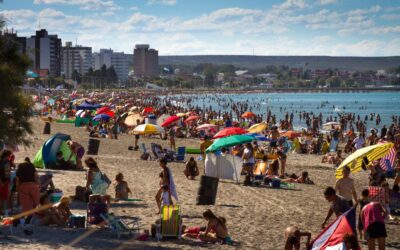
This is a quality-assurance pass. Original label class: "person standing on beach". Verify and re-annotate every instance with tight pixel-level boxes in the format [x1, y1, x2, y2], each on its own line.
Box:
[321, 187, 351, 228]
[335, 166, 357, 206]
[155, 158, 178, 213]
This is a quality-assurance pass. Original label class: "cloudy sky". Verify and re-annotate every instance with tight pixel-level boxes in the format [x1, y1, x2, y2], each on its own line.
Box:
[1, 0, 399, 56]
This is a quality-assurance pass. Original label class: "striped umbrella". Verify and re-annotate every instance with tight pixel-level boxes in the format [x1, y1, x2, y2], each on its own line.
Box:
[335, 142, 394, 179]
[133, 124, 164, 135]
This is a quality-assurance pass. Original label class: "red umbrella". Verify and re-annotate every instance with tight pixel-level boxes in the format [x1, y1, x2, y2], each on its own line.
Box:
[281, 130, 301, 139]
[96, 106, 110, 115]
[213, 127, 247, 139]
[161, 115, 180, 127]
[241, 111, 255, 119]
[184, 115, 200, 123]
[143, 107, 154, 114]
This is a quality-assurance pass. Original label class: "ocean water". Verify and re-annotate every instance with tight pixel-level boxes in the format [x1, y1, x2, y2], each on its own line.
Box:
[173, 92, 400, 129]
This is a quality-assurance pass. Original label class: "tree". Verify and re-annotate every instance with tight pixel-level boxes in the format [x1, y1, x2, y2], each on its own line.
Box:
[71, 70, 82, 84]
[0, 16, 33, 146]
[326, 76, 341, 88]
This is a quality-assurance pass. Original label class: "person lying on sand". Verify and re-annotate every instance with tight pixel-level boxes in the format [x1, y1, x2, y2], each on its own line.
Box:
[284, 226, 311, 250]
[31, 194, 65, 227]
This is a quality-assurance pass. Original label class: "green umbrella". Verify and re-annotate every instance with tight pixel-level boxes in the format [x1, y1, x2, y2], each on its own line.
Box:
[205, 134, 253, 153]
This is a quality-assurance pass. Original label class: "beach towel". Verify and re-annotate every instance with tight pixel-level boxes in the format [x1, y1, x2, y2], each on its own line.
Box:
[168, 168, 178, 201]
[205, 153, 243, 183]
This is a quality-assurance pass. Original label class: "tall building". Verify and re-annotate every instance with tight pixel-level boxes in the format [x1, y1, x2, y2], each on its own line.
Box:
[133, 44, 159, 78]
[0, 28, 26, 54]
[26, 29, 62, 77]
[61, 42, 92, 79]
[92, 49, 128, 81]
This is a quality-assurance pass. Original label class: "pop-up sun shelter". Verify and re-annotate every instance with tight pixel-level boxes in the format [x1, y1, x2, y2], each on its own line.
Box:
[33, 133, 77, 168]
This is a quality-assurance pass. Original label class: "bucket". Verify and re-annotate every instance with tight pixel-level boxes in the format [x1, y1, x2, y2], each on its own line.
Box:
[50, 192, 63, 203]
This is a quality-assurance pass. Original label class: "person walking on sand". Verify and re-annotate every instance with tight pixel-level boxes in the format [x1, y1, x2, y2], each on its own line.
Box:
[321, 187, 351, 228]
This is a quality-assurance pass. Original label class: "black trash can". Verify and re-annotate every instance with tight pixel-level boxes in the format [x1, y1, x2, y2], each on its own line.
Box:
[196, 175, 219, 205]
[87, 139, 100, 155]
[43, 122, 51, 134]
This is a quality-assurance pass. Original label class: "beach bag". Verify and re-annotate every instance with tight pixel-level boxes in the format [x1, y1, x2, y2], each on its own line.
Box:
[101, 172, 111, 186]
[75, 186, 92, 202]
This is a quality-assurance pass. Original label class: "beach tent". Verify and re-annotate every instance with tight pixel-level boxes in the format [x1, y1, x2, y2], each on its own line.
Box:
[33, 133, 76, 169]
[205, 153, 243, 183]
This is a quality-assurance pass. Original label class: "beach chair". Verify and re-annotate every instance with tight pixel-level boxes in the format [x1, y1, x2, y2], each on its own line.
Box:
[101, 213, 140, 238]
[368, 186, 386, 204]
[87, 203, 108, 225]
[253, 162, 268, 180]
[156, 205, 182, 240]
[151, 143, 166, 159]
[140, 142, 147, 154]
[175, 147, 186, 162]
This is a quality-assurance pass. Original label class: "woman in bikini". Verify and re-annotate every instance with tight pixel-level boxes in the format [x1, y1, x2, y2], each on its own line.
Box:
[198, 209, 232, 244]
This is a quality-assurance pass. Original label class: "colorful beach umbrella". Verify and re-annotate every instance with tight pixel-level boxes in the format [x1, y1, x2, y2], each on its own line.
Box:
[241, 111, 256, 119]
[161, 115, 180, 127]
[133, 124, 164, 135]
[124, 114, 143, 126]
[93, 114, 111, 121]
[335, 142, 394, 179]
[323, 122, 341, 130]
[184, 115, 200, 123]
[246, 133, 270, 141]
[213, 127, 247, 139]
[96, 106, 110, 115]
[143, 107, 154, 114]
[206, 135, 253, 153]
[176, 113, 187, 117]
[196, 124, 217, 130]
[248, 123, 267, 133]
[281, 130, 301, 140]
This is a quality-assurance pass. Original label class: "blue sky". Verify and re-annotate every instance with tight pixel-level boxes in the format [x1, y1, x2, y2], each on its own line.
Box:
[1, 0, 399, 56]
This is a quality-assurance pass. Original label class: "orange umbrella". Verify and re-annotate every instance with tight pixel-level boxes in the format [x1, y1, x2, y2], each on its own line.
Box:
[184, 115, 200, 123]
[241, 111, 255, 118]
[213, 127, 247, 139]
[281, 130, 301, 139]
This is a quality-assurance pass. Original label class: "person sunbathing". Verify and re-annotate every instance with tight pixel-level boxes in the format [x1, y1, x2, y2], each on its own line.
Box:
[31, 194, 65, 227]
[54, 196, 72, 224]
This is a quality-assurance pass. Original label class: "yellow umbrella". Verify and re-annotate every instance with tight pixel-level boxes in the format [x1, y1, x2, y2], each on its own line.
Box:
[124, 114, 143, 126]
[176, 113, 187, 117]
[248, 123, 267, 133]
[133, 124, 164, 135]
[335, 142, 394, 179]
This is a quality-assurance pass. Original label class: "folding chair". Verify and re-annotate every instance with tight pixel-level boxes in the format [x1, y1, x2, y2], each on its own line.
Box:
[140, 142, 147, 154]
[156, 205, 182, 240]
[175, 147, 186, 162]
[101, 213, 140, 238]
[151, 143, 166, 160]
[389, 192, 400, 215]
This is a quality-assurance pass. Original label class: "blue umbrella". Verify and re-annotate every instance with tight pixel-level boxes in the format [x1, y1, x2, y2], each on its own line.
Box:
[93, 114, 110, 121]
[246, 133, 270, 141]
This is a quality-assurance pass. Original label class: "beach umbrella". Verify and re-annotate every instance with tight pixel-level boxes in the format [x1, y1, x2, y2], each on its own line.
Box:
[124, 114, 143, 126]
[248, 123, 267, 133]
[133, 124, 164, 135]
[176, 113, 187, 117]
[143, 107, 154, 114]
[75, 110, 84, 117]
[246, 133, 270, 141]
[323, 122, 341, 130]
[184, 115, 200, 123]
[93, 114, 111, 122]
[335, 142, 394, 179]
[196, 124, 217, 130]
[213, 127, 247, 139]
[206, 135, 253, 153]
[157, 114, 170, 126]
[161, 115, 180, 127]
[281, 130, 301, 140]
[241, 111, 256, 119]
[96, 106, 110, 115]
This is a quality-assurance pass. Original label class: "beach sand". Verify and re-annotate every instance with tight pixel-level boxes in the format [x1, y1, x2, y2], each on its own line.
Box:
[4, 118, 399, 250]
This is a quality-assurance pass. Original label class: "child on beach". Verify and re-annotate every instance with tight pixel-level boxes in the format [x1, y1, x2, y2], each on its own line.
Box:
[114, 173, 131, 200]
[159, 184, 173, 207]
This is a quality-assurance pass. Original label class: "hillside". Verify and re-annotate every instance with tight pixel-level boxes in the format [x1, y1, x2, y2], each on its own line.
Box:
[157, 55, 400, 71]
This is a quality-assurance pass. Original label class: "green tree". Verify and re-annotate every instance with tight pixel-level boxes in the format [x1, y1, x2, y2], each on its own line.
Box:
[0, 17, 33, 146]
[326, 76, 341, 88]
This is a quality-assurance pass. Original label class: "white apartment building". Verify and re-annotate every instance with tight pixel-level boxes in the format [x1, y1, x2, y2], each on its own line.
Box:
[92, 49, 129, 81]
[62, 42, 92, 79]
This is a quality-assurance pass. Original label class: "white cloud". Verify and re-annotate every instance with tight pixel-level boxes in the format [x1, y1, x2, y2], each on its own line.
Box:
[33, 0, 121, 11]
[380, 14, 400, 20]
[147, 0, 177, 6]
[316, 0, 337, 5]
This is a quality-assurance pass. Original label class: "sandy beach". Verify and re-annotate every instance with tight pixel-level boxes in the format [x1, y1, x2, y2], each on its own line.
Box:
[3, 118, 399, 250]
